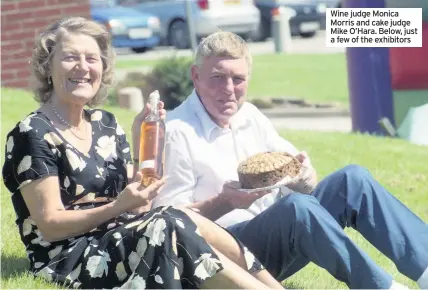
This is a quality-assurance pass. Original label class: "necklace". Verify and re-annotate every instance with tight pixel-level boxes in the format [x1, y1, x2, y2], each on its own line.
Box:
[50, 101, 88, 140]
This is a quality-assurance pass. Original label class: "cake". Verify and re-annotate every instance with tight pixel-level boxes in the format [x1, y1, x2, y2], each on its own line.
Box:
[237, 152, 302, 189]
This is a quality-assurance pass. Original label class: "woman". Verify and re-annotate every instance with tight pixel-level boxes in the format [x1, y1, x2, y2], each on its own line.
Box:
[2, 17, 283, 289]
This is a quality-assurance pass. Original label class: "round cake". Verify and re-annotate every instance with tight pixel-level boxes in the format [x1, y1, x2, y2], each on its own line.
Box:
[237, 152, 302, 189]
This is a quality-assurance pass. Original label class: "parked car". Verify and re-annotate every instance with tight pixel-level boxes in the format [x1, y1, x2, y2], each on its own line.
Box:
[118, 0, 261, 49]
[312, 0, 342, 29]
[314, 0, 341, 8]
[90, 0, 161, 53]
[253, 0, 324, 41]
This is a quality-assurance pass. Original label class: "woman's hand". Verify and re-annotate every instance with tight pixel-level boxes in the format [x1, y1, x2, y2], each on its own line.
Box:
[132, 99, 166, 131]
[114, 172, 166, 213]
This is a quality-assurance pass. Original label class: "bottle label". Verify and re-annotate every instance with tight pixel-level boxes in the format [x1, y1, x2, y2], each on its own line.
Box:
[140, 160, 155, 170]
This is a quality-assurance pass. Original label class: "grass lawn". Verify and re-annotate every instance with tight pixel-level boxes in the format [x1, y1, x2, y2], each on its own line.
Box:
[115, 53, 350, 105]
[1, 87, 427, 289]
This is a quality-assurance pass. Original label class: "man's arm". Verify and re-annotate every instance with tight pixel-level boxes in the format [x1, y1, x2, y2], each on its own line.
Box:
[187, 194, 233, 221]
[152, 132, 234, 220]
[153, 131, 266, 221]
[152, 131, 196, 205]
[188, 183, 270, 221]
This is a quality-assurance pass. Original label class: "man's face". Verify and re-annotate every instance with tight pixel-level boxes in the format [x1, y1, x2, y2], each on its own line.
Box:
[191, 56, 249, 127]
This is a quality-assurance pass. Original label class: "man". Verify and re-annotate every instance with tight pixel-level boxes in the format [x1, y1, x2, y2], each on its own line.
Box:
[152, 31, 428, 289]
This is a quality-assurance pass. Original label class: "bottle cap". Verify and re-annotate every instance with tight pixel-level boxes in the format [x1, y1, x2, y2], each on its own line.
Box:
[148, 90, 160, 105]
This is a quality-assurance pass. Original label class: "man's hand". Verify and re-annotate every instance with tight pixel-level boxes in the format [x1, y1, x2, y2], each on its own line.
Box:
[295, 151, 310, 166]
[219, 181, 271, 210]
[286, 151, 317, 194]
[185, 181, 271, 222]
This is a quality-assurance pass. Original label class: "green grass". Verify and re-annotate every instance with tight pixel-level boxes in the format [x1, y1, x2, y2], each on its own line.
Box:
[0, 88, 137, 289]
[248, 53, 348, 104]
[115, 53, 349, 105]
[279, 130, 428, 289]
[1, 87, 427, 289]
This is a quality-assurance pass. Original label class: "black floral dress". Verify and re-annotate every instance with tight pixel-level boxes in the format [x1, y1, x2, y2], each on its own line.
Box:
[2, 109, 263, 289]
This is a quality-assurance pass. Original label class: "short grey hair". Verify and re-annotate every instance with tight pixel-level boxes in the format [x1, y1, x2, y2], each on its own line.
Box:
[194, 31, 252, 75]
[30, 17, 115, 107]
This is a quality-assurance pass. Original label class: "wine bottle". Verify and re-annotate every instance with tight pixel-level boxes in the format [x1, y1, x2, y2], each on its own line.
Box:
[138, 90, 165, 187]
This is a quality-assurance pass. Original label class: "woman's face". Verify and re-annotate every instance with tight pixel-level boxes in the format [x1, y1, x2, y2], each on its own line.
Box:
[50, 32, 103, 106]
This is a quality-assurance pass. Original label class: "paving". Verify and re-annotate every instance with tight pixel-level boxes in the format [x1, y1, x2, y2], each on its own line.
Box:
[270, 116, 352, 132]
[114, 31, 344, 61]
[259, 105, 352, 132]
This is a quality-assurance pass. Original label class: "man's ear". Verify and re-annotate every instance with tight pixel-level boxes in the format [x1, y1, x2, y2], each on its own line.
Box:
[190, 65, 199, 83]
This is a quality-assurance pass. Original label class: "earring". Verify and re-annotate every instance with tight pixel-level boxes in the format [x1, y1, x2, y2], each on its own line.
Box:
[47, 77, 52, 84]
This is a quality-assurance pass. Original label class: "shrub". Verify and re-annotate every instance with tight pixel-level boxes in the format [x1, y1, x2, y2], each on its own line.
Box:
[142, 56, 193, 110]
[111, 56, 194, 110]
[109, 72, 147, 107]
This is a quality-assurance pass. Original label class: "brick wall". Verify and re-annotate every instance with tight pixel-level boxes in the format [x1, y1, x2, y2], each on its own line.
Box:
[1, 0, 91, 89]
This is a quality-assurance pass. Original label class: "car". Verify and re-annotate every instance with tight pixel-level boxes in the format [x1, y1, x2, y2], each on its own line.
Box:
[312, 0, 342, 29]
[314, 0, 341, 8]
[90, 0, 161, 53]
[117, 0, 261, 49]
[253, 0, 325, 41]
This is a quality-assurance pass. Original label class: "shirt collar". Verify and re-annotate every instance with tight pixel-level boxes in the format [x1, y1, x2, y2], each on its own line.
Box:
[187, 89, 249, 140]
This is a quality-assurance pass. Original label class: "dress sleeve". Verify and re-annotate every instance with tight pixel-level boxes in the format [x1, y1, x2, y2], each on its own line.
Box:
[2, 127, 58, 194]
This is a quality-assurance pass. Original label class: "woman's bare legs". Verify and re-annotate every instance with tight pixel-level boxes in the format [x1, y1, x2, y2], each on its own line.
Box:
[181, 207, 283, 289]
[200, 246, 275, 289]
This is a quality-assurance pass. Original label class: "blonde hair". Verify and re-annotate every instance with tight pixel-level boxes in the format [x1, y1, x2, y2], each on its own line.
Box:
[31, 17, 115, 107]
[195, 31, 252, 75]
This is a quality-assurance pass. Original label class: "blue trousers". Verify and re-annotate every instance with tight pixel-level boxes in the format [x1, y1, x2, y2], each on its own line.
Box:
[228, 165, 428, 289]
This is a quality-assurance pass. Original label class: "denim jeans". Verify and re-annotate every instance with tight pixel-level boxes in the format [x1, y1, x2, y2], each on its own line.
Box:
[228, 165, 428, 289]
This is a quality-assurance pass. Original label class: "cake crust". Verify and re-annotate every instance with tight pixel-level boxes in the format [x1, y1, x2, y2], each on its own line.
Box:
[237, 152, 302, 189]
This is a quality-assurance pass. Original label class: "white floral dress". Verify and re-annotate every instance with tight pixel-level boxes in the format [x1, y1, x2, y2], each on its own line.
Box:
[2, 109, 263, 289]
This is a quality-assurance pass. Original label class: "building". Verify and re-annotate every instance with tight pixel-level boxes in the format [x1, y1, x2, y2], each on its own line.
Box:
[1, 0, 90, 89]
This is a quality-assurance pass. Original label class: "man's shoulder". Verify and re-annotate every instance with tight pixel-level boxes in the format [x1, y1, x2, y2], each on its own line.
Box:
[239, 101, 269, 123]
[241, 101, 263, 115]
[166, 102, 201, 139]
[166, 100, 192, 123]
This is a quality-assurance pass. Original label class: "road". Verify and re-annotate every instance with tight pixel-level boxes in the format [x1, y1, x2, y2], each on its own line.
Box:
[115, 31, 345, 61]
[270, 116, 352, 132]
[114, 31, 352, 134]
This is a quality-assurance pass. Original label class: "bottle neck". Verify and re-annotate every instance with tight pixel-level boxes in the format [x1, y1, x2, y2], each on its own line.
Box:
[147, 99, 159, 120]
